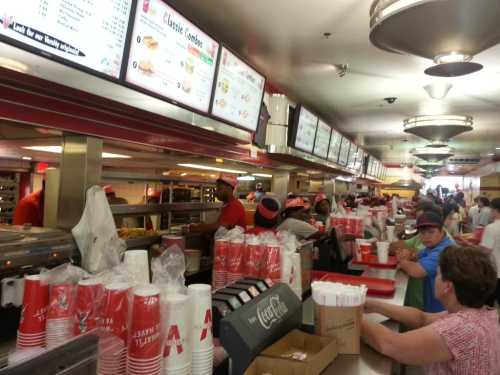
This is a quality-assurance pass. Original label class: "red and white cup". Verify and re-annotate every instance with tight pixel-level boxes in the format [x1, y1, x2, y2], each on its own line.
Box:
[162, 294, 191, 373]
[100, 282, 131, 343]
[161, 235, 186, 252]
[127, 285, 161, 375]
[262, 244, 281, 283]
[74, 279, 104, 335]
[17, 274, 49, 349]
[45, 283, 76, 348]
[213, 239, 228, 289]
[98, 335, 127, 375]
[360, 243, 372, 262]
[226, 240, 244, 284]
[244, 239, 263, 277]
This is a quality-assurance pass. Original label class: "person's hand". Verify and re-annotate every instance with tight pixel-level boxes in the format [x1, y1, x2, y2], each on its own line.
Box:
[454, 236, 474, 247]
[396, 248, 412, 262]
[363, 300, 377, 314]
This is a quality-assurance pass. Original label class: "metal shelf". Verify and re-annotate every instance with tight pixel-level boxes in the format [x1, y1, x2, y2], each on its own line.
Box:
[110, 202, 223, 216]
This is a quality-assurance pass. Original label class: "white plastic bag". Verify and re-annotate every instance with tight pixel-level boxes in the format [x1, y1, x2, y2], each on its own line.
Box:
[151, 245, 187, 295]
[72, 186, 126, 274]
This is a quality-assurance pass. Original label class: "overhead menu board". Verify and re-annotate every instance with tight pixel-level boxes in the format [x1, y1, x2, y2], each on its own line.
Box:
[0, 0, 132, 78]
[355, 149, 365, 173]
[126, 0, 219, 112]
[293, 106, 318, 153]
[328, 129, 342, 163]
[367, 156, 375, 176]
[313, 120, 331, 159]
[211, 47, 266, 131]
[347, 145, 358, 170]
[338, 137, 350, 166]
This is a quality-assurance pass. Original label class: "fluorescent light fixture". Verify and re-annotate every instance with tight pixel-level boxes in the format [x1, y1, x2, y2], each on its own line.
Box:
[0, 57, 29, 73]
[237, 176, 255, 181]
[21, 156, 32, 160]
[177, 163, 247, 174]
[496, 147, 500, 150]
[22, 146, 131, 158]
[434, 52, 472, 65]
[404, 115, 472, 128]
[252, 173, 273, 178]
[487, 153, 494, 156]
[423, 83, 453, 100]
[336, 176, 353, 182]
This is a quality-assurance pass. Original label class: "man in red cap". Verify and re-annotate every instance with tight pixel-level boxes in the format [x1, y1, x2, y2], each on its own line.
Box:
[190, 173, 246, 233]
[277, 196, 321, 240]
[313, 193, 331, 224]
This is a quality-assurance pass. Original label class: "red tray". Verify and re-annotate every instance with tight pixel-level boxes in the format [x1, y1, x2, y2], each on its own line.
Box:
[313, 272, 395, 297]
[352, 254, 398, 269]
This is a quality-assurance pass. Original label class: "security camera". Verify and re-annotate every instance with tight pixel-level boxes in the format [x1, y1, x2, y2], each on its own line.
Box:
[384, 97, 397, 104]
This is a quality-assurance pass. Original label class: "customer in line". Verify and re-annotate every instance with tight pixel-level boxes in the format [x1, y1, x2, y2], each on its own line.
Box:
[443, 202, 460, 237]
[277, 196, 320, 240]
[477, 196, 493, 227]
[362, 246, 500, 374]
[396, 212, 455, 312]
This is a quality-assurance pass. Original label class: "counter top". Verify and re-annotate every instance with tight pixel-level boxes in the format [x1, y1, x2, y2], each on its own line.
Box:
[302, 269, 409, 375]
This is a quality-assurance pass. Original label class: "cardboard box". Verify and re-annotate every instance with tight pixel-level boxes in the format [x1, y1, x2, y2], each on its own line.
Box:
[314, 303, 362, 354]
[244, 329, 337, 375]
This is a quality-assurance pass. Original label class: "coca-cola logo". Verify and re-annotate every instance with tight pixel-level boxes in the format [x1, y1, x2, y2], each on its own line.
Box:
[256, 295, 288, 330]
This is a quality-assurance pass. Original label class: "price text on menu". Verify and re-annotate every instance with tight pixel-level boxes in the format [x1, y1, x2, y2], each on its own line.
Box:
[313, 120, 332, 159]
[126, 0, 219, 113]
[295, 107, 318, 153]
[0, 0, 132, 78]
[211, 47, 265, 131]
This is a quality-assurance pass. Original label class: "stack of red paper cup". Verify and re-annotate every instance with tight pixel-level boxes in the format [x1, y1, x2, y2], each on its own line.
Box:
[188, 284, 213, 375]
[162, 294, 191, 375]
[126, 285, 161, 375]
[243, 237, 263, 277]
[262, 244, 281, 283]
[16, 275, 49, 350]
[74, 278, 104, 336]
[162, 235, 186, 251]
[226, 239, 244, 284]
[213, 239, 228, 290]
[98, 282, 131, 375]
[46, 283, 76, 349]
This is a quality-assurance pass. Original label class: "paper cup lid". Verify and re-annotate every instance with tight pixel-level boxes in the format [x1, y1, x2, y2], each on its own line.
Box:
[165, 294, 189, 304]
[187, 284, 211, 294]
[25, 275, 41, 281]
[133, 285, 160, 297]
[125, 250, 148, 256]
[78, 278, 102, 286]
[105, 282, 131, 291]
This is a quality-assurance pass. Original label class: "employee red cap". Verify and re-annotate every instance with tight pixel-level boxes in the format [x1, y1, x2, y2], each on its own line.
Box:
[257, 197, 280, 220]
[217, 173, 237, 189]
[103, 185, 114, 194]
[285, 197, 307, 210]
[416, 211, 443, 229]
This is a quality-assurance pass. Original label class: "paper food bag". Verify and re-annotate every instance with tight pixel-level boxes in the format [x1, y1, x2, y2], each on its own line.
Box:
[314, 303, 362, 354]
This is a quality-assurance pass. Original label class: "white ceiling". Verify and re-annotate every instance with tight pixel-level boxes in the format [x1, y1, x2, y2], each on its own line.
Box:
[169, 0, 500, 164]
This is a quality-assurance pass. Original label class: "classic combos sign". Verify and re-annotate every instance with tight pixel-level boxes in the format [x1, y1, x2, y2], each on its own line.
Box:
[0, 0, 132, 78]
[126, 0, 219, 112]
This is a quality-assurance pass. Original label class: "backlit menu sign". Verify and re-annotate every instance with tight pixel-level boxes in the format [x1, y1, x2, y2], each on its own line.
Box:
[313, 120, 331, 159]
[294, 107, 318, 153]
[0, 0, 132, 78]
[126, 0, 219, 112]
[355, 149, 365, 173]
[212, 47, 265, 131]
[338, 137, 350, 166]
[328, 129, 342, 163]
[347, 145, 358, 170]
[367, 156, 375, 176]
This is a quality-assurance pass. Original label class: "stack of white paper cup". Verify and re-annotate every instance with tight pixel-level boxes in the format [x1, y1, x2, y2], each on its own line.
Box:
[386, 226, 395, 242]
[123, 250, 150, 285]
[187, 284, 213, 375]
[376, 241, 390, 264]
[162, 294, 191, 375]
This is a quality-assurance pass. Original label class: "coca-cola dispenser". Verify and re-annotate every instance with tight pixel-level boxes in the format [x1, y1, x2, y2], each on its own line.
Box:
[218, 280, 302, 375]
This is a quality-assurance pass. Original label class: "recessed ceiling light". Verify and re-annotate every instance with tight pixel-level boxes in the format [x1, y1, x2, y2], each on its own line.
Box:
[496, 147, 500, 150]
[0, 57, 29, 73]
[21, 156, 32, 161]
[22, 146, 131, 158]
[177, 163, 247, 174]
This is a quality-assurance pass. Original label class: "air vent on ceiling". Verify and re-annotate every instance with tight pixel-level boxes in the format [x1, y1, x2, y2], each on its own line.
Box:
[447, 156, 480, 165]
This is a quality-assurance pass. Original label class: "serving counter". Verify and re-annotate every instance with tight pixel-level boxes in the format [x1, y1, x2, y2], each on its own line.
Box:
[302, 268, 409, 375]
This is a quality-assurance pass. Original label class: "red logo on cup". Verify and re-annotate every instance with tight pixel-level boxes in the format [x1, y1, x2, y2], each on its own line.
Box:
[200, 309, 212, 341]
[164, 325, 183, 357]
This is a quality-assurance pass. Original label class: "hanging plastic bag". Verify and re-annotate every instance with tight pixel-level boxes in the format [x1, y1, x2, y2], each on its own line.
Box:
[72, 186, 126, 274]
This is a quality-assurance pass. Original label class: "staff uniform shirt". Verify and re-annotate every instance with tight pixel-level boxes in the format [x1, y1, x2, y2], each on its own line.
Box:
[217, 197, 246, 230]
[277, 218, 318, 240]
[417, 234, 455, 313]
[480, 219, 500, 273]
[13, 190, 43, 227]
[427, 308, 500, 375]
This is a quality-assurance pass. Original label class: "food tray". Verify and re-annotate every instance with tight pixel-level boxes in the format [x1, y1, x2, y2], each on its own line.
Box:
[312, 271, 395, 297]
[352, 254, 398, 269]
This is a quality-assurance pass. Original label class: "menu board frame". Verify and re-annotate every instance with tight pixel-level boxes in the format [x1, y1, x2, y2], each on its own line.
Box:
[289, 105, 319, 154]
[209, 45, 266, 132]
[327, 129, 342, 163]
[347, 144, 358, 170]
[0, 0, 134, 82]
[337, 137, 351, 167]
[313, 119, 332, 160]
[355, 149, 366, 174]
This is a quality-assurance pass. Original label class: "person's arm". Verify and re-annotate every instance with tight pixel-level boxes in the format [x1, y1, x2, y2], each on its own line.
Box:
[365, 299, 447, 329]
[398, 259, 427, 278]
[361, 320, 452, 366]
[189, 222, 220, 234]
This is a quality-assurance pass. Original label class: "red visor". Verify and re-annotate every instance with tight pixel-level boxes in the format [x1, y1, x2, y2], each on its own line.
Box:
[257, 201, 279, 220]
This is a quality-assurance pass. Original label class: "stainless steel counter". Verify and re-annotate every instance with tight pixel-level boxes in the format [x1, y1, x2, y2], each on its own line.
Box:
[303, 269, 409, 375]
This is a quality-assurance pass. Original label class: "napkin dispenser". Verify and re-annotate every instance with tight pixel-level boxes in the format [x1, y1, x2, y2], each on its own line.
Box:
[219, 282, 302, 375]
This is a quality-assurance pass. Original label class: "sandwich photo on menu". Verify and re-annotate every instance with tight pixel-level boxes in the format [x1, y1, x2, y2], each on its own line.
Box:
[138, 60, 154, 75]
[143, 36, 158, 50]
